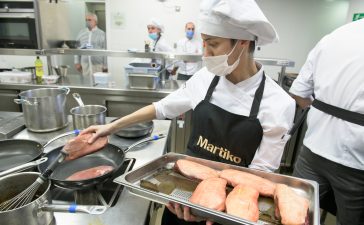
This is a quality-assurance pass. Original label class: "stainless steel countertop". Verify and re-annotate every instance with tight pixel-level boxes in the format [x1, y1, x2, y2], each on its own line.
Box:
[0, 74, 183, 98]
[12, 117, 172, 225]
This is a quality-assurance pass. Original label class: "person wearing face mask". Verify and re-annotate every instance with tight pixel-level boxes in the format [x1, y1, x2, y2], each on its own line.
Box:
[147, 18, 173, 52]
[81, 0, 295, 223]
[74, 13, 107, 76]
[171, 22, 203, 81]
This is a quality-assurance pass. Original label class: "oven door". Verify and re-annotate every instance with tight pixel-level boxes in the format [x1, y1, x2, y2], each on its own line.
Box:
[0, 13, 38, 49]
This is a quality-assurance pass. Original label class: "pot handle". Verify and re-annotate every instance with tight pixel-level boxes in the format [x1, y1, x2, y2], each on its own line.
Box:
[59, 86, 70, 95]
[0, 157, 48, 177]
[14, 99, 38, 105]
[40, 204, 107, 215]
[43, 129, 81, 148]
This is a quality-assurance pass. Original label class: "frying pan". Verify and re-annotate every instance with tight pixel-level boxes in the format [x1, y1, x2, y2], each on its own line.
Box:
[0, 130, 79, 172]
[38, 134, 165, 189]
[0, 139, 43, 171]
[112, 119, 154, 138]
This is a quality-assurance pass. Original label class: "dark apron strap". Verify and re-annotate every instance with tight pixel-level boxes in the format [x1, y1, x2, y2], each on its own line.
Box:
[204, 76, 220, 101]
[249, 73, 266, 118]
[312, 99, 364, 126]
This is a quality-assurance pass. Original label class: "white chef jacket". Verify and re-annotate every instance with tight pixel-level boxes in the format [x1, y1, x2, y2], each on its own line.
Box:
[289, 19, 364, 170]
[152, 36, 173, 52]
[150, 36, 174, 70]
[175, 37, 202, 76]
[74, 27, 107, 76]
[154, 64, 296, 172]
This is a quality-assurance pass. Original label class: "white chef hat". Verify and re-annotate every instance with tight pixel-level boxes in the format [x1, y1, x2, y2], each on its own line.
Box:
[147, 18, 165, 33]
[198, 0, 279, 46]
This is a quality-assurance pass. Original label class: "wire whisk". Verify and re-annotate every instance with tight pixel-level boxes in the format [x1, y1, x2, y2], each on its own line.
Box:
[0, 151, 66, 211]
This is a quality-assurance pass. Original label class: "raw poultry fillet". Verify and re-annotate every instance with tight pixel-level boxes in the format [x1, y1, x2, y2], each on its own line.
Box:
[274, 184, 309, 225]
[225, 185, 260, 222]
[189, 177, 227, 211]
[66, 165, 114, 180]
[63, 133, 108, 160]
[174, 159, 220, 180]
[219, 169, 276, 197]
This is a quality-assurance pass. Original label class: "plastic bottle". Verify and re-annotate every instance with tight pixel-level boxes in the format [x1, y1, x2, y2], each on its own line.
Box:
[35, 56, 44, 84]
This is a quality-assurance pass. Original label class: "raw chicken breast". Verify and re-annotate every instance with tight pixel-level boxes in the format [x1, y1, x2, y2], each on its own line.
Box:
[226, 185, 260, 222]
[66, 165, 114, 180]
[63, 133, 108, 160]
[189, 177, 227, 211]
[219, 169, 276, 197]
[175, 159, 220, 180]
[274, 184, 309, 225]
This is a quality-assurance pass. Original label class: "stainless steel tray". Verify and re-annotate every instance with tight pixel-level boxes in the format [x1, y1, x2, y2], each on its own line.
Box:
[114, 153, 319, 225]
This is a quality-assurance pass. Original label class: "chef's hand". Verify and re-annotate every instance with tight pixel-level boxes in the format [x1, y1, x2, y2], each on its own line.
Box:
[80, 123, 114, 144]
[75, 63, 82, 73]
[166, 202, 214, 225]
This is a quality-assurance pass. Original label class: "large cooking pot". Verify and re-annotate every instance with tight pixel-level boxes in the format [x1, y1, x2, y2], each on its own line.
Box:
[14, 87, 70, 132]
[70, 93, 106, 130]
[0, 172, 107, 225]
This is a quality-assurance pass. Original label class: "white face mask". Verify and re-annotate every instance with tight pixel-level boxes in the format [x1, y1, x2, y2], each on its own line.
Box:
[202, 42, 244, 76]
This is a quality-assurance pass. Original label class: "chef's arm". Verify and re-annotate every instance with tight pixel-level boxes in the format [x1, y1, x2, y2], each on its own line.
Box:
[110, 104, 156, 133]
[82, 104, 156, 143]
[291, 94, 312, 109]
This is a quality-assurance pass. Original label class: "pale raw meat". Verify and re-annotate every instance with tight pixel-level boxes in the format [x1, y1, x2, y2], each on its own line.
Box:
[63, 133, 108, 160]
[174, 159, 220, 180]
[225, 185, 260, 222]
[189, 177, 227, 211]
[274, 184, 309, 225]
[219, 169, 276, 197]
[66, 165, 114, 180]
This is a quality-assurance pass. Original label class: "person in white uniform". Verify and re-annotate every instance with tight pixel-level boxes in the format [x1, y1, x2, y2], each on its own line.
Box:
[74, 13, 107, 76]
[147, 18, 173, 52]
[146, 18, 174, 78]
[171, 22, 202, 81]
[290, 19, 364, 225]
[81, 0, 295, 224]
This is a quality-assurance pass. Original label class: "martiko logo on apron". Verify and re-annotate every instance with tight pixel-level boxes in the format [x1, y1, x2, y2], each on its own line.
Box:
[196, 135, 242, 164]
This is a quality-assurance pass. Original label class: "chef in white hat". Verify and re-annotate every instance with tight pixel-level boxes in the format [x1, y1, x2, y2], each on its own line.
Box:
[82, 1, 295, 224]
[147, 18, 173, 52]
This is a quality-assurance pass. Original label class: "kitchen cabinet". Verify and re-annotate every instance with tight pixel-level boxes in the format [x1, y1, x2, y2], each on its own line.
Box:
[0, 89, 21, 112]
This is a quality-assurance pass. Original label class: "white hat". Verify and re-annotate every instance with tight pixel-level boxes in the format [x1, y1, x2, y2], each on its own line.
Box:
[198, 0, 278, 46]
[148, 18, 165, 33]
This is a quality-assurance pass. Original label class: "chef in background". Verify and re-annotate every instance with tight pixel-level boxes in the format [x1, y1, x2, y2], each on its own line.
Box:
[147, 18, 173, 52]
[81, 0, 295, 224]
[171, 22, 203, 81]
[290, 18, 364, 225]
[74, 13, 107, 76]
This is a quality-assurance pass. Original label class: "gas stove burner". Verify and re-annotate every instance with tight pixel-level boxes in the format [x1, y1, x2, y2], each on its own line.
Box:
[50, 158, 135, 207]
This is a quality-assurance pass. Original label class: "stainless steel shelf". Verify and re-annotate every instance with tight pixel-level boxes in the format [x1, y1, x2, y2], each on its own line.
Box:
[0, 48, 295, 67]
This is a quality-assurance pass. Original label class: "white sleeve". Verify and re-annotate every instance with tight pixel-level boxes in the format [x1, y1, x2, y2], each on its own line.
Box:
[153, 69, 210, 119]
[289, 44, 320, 98]
[249, 98, 296, 172]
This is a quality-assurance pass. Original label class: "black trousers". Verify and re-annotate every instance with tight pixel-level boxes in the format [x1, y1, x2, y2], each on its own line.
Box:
[293, 146, 364, 225]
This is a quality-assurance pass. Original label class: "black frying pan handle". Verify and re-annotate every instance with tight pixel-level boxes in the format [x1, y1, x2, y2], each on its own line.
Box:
[40, 150, 67, 181]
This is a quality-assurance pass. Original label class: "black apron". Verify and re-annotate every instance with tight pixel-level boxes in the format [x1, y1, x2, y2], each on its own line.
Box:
[312, 99, 364, 126]
[162, 73, 266, 225]
[186, 73, 266, 167]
